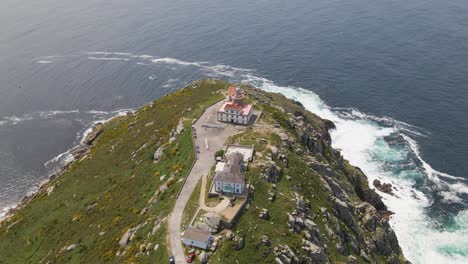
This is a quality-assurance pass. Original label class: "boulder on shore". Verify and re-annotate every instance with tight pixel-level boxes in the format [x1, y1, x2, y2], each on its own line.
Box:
[83, 123, 104, 145]
[373, 179, 393, 194]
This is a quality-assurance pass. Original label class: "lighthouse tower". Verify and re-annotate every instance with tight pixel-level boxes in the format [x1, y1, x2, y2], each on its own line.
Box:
[218, 86, 253, 125]
[231, 87, 244, 105]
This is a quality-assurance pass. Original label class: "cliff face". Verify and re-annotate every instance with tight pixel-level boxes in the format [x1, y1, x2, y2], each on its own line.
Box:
[210, 87, 407, 264]
[0, 80, 406, 264]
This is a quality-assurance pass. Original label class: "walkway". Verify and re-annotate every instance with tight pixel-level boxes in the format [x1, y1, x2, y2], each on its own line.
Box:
[168, 100, 239, 264]
[199, 174, 230, 213]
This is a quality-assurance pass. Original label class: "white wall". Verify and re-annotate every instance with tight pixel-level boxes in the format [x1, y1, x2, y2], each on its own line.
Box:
[217, 112, 249, 124]
[183, 238, 209, 249]
[214, 180, 244, 194]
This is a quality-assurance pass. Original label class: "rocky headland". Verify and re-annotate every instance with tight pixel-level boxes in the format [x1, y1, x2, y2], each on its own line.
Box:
[0, 80, 407, 263]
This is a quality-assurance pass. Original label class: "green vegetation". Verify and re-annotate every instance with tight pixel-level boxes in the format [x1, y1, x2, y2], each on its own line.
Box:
[0, 79, 405, 264]
[0, 80, 226, 264]
[208, 89, 397, 263]
[214, 149, 225, 159]
[181, 179, 201, 228]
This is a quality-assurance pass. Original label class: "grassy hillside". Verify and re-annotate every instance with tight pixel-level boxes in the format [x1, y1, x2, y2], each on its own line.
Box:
[0, 79, 406, 264]
[0, 80, 226, 264]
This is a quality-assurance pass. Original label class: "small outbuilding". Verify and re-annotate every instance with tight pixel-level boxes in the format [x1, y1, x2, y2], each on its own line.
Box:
[183, 227, 212, 250]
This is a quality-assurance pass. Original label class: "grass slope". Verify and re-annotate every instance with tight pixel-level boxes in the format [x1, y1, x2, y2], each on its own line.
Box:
[0, 80, 226, 264]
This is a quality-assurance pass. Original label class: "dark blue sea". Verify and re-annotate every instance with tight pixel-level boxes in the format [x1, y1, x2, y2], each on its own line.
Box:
[1, 0, 467, 262]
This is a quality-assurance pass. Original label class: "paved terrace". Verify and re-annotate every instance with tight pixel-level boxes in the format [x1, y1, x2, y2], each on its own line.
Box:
[168, 100, 241, 263]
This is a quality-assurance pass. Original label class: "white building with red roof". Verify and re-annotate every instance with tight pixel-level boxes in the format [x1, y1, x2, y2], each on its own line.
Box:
[217, 86, 253, 125]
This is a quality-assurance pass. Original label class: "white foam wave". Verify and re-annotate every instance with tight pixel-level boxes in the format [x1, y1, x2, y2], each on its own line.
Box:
[0, 205, 15, 220]
[44, 150, 74, 168]
[3, 115, 34, 124]
[455, 210, 468, 230]
[339, 108, 428, 137]
[441, 191, 464, 204]
[38, 110, 79, 118]
[243, 75, 468, 264]
[88, 57, 129, 61]
[85, 110, 108, 115]
[149, 75, 157, 80]
[1, 110, 81, 126]
[133, 54, 153, 59]
[37, 60, 53, 64]
[80, 108, 134, 144]
[150, 57, 252, 77]
[151, 57, 204, 66]
[86, 52, 131, 56]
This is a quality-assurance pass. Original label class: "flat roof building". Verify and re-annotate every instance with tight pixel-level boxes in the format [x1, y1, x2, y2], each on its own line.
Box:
[183, 227, 212, 250]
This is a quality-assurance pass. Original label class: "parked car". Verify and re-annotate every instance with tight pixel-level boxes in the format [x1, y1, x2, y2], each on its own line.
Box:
[169, 255, 175, 264]
[186, 252, 196, 263]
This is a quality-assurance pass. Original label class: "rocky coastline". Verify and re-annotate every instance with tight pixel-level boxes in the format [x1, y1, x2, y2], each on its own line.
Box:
[0, 80, 407, 263]
[0, 122, 107, 225]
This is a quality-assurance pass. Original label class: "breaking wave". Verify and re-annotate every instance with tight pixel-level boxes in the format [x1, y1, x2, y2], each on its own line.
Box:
[0, 110, 80, 125]
[243, 76, 468, 264]
[88, 56, 129, 61]
[43, 108, 135, 176]
[37, 60, 53, 64]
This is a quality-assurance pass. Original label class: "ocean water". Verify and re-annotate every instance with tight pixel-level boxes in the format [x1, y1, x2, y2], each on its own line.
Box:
[1, 0, 467, 263]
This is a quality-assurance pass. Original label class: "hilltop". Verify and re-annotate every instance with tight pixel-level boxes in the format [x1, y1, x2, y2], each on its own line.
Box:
[0, 80, 407, 264]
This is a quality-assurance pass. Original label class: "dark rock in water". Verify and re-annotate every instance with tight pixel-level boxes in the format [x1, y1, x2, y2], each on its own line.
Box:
[323, 119, 336, 130]
[83, 123, 104, 145]
[373, 179, 393, 194]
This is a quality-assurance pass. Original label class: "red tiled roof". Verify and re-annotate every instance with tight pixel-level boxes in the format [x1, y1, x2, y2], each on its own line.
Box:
[218, 102, 253, 116]
[227, 86, 237, 97]
[224, 103, 243, 110]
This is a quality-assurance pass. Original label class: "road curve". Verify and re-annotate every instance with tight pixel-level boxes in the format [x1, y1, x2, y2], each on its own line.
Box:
[168, 101, 238, 264]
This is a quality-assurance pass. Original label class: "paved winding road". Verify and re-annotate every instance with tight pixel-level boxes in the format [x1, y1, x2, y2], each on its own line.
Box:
[168, 101, 238, 263]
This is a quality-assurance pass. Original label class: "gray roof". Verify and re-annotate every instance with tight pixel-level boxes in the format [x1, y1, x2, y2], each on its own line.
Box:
[184, 227, 211, 242]
[214, 152, 246, 183]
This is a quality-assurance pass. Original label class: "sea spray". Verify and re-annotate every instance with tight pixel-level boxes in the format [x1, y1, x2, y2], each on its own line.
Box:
[245, 76, 468, 264]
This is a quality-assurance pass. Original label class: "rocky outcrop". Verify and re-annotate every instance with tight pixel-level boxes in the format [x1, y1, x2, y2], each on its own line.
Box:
[153, 146, 165, 163]
[119, 224, 143, 248]
[373, 179, 394, 194]
[83, 123, 104, 145]
[331, 197, 360, 233]
[70, 145, 90, 160]
[302, 239, 328, 263]
[274, 244, 299, 264]
[262, 162, 282, 183]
